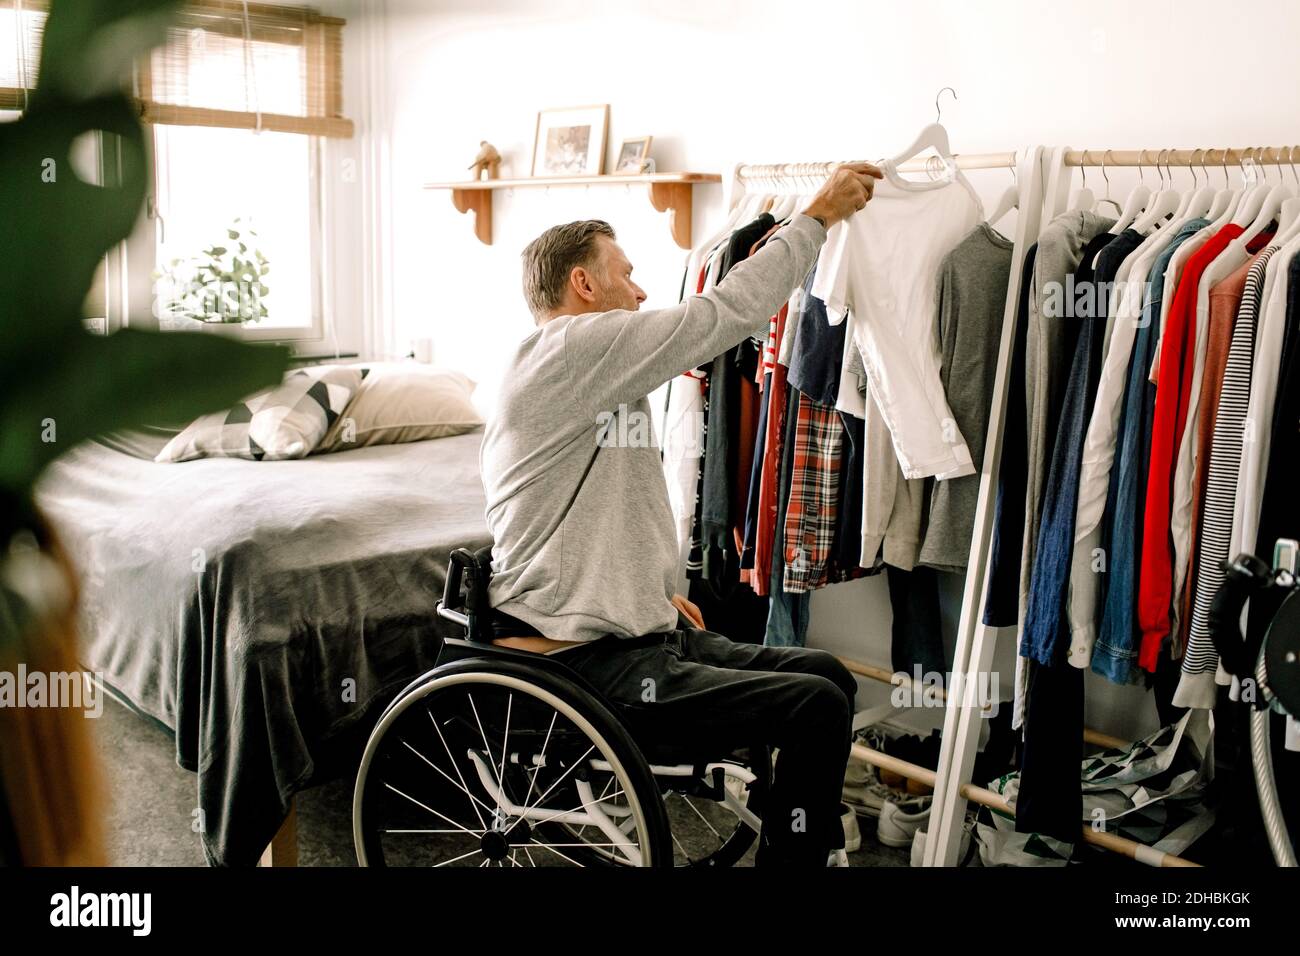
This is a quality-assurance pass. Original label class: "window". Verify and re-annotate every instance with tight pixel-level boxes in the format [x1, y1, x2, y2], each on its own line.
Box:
[153, 124, 322, 334]
[2, 1, 351, 339]
[0, 0, 44, 112]
[140, 2, 351, 339]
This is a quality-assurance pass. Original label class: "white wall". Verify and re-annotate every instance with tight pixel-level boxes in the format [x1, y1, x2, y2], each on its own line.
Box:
[378, 0, 1300, 742]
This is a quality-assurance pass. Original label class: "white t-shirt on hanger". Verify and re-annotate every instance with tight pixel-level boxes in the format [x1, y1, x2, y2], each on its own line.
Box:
[811, 158, 982, 480]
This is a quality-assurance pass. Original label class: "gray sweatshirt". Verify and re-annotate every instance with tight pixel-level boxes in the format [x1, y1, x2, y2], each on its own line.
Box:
[480, 213, 827, 645]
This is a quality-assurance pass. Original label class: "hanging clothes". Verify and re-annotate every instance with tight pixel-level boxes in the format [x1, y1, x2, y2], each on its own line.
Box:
[1229, 237, 1299, 592]
[1093, 220, 1208, 685]
[781, 390, 845, 593]
[918, 221, 1015, 572]
[811, 161, 982, 481]
[1245, 249, 1300, 650]
[749, 294, 800, 596]
[1021, 228, 1138, 666]
[1018, 211, 1117, 630]
[1175, 246, 1279, 706]
[766, 379, 811, 647]
[1168, 228, 1276, 649]
[740, 301, 790, 589]
[1176, 250, 1265, 652]
[697, 213, 778, 594]
[1138, 222, 1247, 671]
[1013, 211, 1115, 727]
[1070, 218, 1209, 673]
[983, 243, 1039, 628]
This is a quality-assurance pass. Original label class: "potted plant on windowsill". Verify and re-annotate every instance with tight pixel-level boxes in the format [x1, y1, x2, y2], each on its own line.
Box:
[154, 220, 271, 334]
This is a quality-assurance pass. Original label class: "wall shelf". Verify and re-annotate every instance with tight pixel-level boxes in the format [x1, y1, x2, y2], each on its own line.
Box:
[423, 172, 722, 250]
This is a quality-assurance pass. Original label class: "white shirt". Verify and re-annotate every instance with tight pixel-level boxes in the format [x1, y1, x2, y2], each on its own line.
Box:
[1231, 241, 1296, 576]
[1150, 222, 1218, 380]
[811, 159, 982, 480]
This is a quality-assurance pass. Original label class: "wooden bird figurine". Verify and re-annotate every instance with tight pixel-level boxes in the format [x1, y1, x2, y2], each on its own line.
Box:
[468, 141, 501, 181]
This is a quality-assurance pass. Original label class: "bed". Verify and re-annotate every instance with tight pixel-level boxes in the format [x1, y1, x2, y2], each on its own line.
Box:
[33, 427, 491, 866]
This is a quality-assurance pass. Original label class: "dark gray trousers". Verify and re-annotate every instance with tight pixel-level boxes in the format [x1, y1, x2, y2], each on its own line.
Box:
[559, 628, 857, 866]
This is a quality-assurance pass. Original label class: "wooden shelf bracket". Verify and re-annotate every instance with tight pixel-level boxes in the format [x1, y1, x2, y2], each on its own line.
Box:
[450, 187, 493, 245]
[647, 181, 693, 250]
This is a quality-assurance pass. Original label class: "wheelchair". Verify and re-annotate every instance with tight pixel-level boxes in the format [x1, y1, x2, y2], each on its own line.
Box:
[353, 546, 772, 867]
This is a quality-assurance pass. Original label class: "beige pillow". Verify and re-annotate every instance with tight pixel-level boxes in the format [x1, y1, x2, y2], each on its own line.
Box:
[316, 363, 482, 452]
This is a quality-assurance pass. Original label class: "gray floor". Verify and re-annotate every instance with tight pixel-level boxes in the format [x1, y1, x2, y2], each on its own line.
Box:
[91, 697, 911, 867]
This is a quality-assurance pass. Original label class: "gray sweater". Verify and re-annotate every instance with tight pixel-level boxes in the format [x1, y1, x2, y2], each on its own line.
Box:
[481, 213, 827, 645]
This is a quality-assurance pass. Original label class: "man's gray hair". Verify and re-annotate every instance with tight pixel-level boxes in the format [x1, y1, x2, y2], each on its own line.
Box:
[521, 219, 616, 321]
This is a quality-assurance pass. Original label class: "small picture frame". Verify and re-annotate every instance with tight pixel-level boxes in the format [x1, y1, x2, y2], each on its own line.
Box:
[531, 104, 610, 178]
[614, 136, 653, 174]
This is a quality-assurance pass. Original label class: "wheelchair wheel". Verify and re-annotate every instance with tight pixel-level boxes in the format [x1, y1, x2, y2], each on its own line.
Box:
[353, 658, 673, 867]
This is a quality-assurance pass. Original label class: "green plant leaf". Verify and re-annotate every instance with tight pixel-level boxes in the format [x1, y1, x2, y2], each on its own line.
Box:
[0, 329, 287, 494]
[33, 0, 184, 105]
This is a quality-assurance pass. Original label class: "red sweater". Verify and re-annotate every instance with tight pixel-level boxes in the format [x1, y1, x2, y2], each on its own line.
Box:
[1137, 222, 1243, 670]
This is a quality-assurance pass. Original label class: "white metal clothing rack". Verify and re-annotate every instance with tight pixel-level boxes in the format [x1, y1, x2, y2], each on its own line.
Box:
[925, 143, 1300, 868]
[724, 142, 1300, 867]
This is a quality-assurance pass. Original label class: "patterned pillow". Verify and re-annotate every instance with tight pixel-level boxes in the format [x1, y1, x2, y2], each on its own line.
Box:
[155, 365, 366, 463]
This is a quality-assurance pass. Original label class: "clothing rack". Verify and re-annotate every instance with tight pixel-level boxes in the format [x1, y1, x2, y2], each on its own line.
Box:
[1062, 147, 1300, 166]
[735, 151, 1019, 183]
[925, 142, 1300, 867]
[714, 141, 1285, 867]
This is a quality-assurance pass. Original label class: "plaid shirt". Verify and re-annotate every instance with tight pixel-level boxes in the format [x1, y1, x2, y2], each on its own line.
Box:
[782, 389, 844, 593]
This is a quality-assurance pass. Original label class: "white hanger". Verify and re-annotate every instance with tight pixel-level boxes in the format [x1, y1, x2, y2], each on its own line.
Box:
[1093, 150, 1124, 217]
[1174, 148, 1215, 222]
[1166, 151, 1196, 222]
[770, 171, 802, 220]
[986, 161, 1018, 226]
[1069, 152, 1096, 212]
[1232, 147, 1279, 231]
[888, 87, 958, 177]
[1205, 147, 1242, 222]
[687, 181, 763, 281]
[1108, 150, 1152, 234]
[1239, 147, 1294, 248]
[1272, 148, 1300, 243]
[1130, 149, 1181, 235]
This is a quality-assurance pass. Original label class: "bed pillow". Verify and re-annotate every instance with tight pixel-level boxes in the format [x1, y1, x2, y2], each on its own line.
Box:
[315, 363, 482, 453]
[155, 365, 365, 463]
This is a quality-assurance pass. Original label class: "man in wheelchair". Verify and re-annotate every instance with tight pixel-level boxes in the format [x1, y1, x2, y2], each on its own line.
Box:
[478, 164, 883, 867]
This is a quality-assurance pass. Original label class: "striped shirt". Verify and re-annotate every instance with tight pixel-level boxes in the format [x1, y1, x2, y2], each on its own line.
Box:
[1173, 246, 1278, 707]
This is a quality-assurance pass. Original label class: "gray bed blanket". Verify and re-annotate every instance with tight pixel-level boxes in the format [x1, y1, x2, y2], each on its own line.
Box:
[33, 429, 491, 865]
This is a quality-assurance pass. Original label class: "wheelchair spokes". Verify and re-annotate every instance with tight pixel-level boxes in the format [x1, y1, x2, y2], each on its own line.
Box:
[354, 669, 666, 866]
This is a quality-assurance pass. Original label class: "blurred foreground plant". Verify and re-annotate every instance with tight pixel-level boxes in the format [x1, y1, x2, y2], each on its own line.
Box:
[0, 0, 290, 864]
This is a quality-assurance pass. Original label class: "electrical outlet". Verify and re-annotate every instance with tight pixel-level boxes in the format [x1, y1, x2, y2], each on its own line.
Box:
[82, 316, 107, 335]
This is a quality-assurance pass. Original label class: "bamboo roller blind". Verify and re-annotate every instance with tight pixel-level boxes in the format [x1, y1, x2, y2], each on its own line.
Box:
[1, 0, 352, 138]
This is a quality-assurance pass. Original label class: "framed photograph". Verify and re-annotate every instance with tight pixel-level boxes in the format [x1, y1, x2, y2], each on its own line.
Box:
[531, 104, 609, 177]
[614, 136, 653, 174]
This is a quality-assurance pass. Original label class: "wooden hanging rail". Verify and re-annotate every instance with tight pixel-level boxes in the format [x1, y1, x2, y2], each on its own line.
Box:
[850, 743, 1199, 867]
[1063, 146, 1300, 166]
[734, 151, 1018, 185]
[423, 172, 721, 250]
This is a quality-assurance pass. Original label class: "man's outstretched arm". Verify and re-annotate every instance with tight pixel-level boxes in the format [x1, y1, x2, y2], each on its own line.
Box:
[561, 164, 882, 419]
